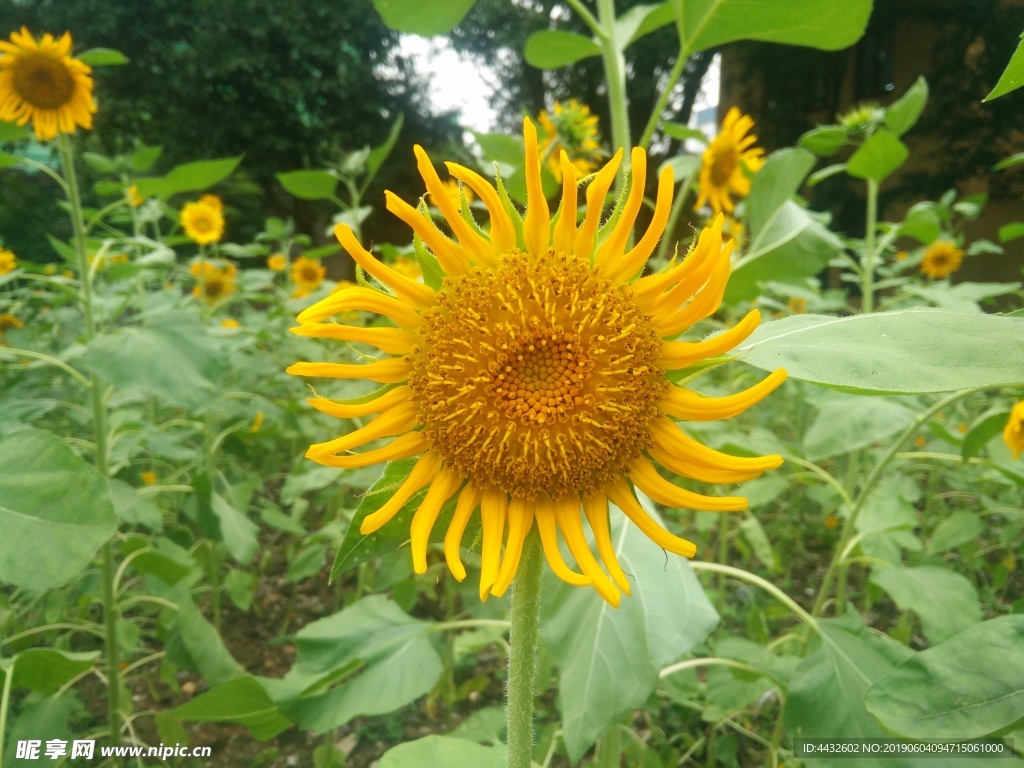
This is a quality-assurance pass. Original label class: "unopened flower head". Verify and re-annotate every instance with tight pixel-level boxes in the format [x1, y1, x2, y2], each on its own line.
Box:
[0, 27, 96, 142]
[288, 118, 786, 606]
[537, 99, 602, 182]
[181, 198, 225, 245]
[695, 107, 764, 215]
[920, 240, 964, 280]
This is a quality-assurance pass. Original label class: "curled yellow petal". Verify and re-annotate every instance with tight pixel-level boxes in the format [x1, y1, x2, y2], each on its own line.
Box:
[410, 466, 464, 573]
[445, 161, 516, 255]
[478, 488, 508, 600]
[360, 452, 442, 534]
[306, 400, 419, 457]
[307, 431, 428, 469]
[490, 497, 535, 597]
[660, 309, 761, 370]
[286, 357, 410, 384]
[596, 147, 647, 270]
[629, 456, 747, 512]
[385, 190, 471, 276]
[582, 492, 631, 595]
[444, 484, 483, 581]
[335, 224, 435, 308]
[661, 370, 787, 421]
[535, 494, 590, 586]
[607, 476, 698, 558]
[554, 494, 620, 606]
[296, 286, 420, 327]
[551, 151, 578, 254]
[289, 323, 416, 355]
[574, 149, 622, 260]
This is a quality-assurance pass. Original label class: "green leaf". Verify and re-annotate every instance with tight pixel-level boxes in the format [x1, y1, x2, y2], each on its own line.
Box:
[174, 598, 245, 686]
[866, 615, 1024, 739]
[0, 151, 23, 168]
[739, 309, 1024, 395]
[542, 504, 718, 762]
[168, 675, 290, 740]
[963, 409, 1012, 461]
[927, 511, 985, 555]
[134, 156, 242, 198]
[803, 396, 916, 461]
[738, 513, 779, 571]
[884, 76, 929, 137]
[82, 152, 116, 173]
[999, 222, 1024, 244]
[0, 649, 99, 694]
[985, 34, 1024, 101]
[870, 565, 981, 645]
[900, 201, 942, 243]
[730, 149, 843, 303]
[276, 169, 339, 201]
[86, 309, 224, 407]
[524, 30, 602, 69]
[615, 3, 675, 49]
[366, 114, 405, 181]
[659, 154, 702, 178]
[798, 126, 848, 157]
[371, 0, 476, 36]
[473, 132, 523, 167]
[130, 145, 163, 173]
[0, 121, 30, 142]
[661, 122, 708, 143]
[0, 429, 117, 591]
[268, 596, 442, 732]
[193, 474, 259, 565]
[380, 736, 507, 768]
[675, 0, 872, 54]
[994, 152, 1024, 171]
[330, 459, 470, 580]
[77, 48, 129, 66]
[846, 129, 908, 183]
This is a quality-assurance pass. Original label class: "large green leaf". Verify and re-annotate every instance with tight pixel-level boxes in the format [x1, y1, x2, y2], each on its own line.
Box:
[865, 616, 1024, 739]
[76, 48, 129, 67]
[674, 0, 872, 54]
[0, 649, 99, 694]
[785, 611, 1008, 768]
[739, 310, 1024, 395]
[276, 169, 338, 201]
[884, 76, 929, 137]
[0, 121, 30, 142]
[174, 598, 246, 687]
[0, 429, 117, 591]
[134, 156, 241, 198]
[803, 396, 916, 461]
[541, 502, 718, 762]
[869, 565, 981, 645]
[167, 676, 291, 740]
[985, 33, 1024, 101]
[846, 129, 909, 183]
[726, 149, 842, 303]
[371, 0, 476, 36]
[380, 736, 506, 768]
[193, 474, 259, 565]
[86, 309, 224, 407]
[265, 596, 442, 733]
[523, 30, 602, 69]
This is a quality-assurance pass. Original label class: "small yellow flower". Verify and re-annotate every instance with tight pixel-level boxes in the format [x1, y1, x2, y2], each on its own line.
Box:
[956, 422, 968, 435]
[895, 250, 908, 261]
[127, 185, 145, 207]
[190, 261, 236, 304]
[251, 411, 264, 432]
[824, 515, 839, 530]
[1004, 400, 1024, 460]
[695, 107, 765, 215]
[220, 318, 240, 329]
[787, 297, 808, 315]
[62, 269, 73, 279]
[0, 312, 24, 332]
[920, 240, 964, 280]
[291, 256, 325, 297]
[141, 471, 157, 486]
[287, 118, 787, 606]
[0, 27, 96, 142]
[267, 253, 287, 271]
[43, 263, 56, 275]
[913, 436, 927, 447]
[181, 198, 225, 245]
[390, 256, 421, 281]
[537, 99, 602, 183]
[0, 248, 17, 274]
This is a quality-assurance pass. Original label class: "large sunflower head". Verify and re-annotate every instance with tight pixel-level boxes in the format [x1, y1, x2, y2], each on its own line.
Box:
[537, 99, 603, 182]
[920, 240, 964, 280]
[189, 260, 236, 304]
[0, 248, 17, 275]
[0, 27, 96, 142]
[291, 256, 326, 298]
[180, 199, 225, 245]
[288, 118, 786, 606]
[695, 107, 765, 215]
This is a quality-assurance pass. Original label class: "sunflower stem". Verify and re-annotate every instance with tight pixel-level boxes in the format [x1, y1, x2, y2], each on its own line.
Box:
[57, 134, 122, 754]
[596, 0, 632, 181]
[860, 179, 879, 314]
[506, 531, 544, 768]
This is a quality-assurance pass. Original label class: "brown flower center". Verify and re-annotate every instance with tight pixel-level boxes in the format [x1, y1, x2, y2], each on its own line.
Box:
[710, 143, 738, 186]
[13, 52, 76, 109]
[407, 249, 665, 499]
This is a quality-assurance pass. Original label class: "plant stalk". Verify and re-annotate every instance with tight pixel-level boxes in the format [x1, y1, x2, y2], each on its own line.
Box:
[506, 531, 544, 768]
[860, 179, 879, 314]
[596, 0, 632, 168]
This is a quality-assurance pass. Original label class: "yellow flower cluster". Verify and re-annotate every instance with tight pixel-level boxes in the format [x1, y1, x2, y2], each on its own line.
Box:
[537, 99, 602, 182]
[181, 195, 225, 245]
[190, 260, 236, 304]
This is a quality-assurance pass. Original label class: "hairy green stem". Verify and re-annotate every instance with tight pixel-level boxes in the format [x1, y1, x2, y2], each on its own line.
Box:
[596, 0, 632, 172]
[0, 657, 14, 764]
[860, 179, 879, 313]
[506, 532, 544, 768]
[58, 135, 121, 752]
[638, 47, 688, 150]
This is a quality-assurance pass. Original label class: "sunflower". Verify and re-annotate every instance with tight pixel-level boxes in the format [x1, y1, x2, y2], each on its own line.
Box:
[0, 248, 16, 274]
[220, 318, 240, 329]
[694, 107, 765, 215]
[1004, 400, 1024, 460]
[199, 193, 224, 212]
[190, 261, 236, 304]
[0, 27, 96, 142]
[127, 185, 145, 207]
[537, 99, 602, 182]
[291, 256, 326, 298]
[267, 253, 287, 271]
[141, 471, 157, 486]
[288, 118, 786, 606]
[920, 240, 964, 279]
[180, 198, 225, 245]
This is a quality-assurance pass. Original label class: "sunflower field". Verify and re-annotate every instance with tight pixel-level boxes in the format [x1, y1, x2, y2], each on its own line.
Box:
[2, 0, 1024, 766]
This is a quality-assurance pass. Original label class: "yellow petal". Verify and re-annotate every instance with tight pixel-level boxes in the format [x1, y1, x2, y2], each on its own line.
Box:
[444, 484, 483, 581]
[607, 163, 674, 282]
[335, 224, 435, 308]
[410, 466, 464, 573]
[296, 286, 419, 328]
[574, 148, 622, 260]
[308, 431, 428, 469]
[649, 417, 784, 476]
[289, 323, 415, 355]
[554, 495, 620, 606]
[286, 357, 410, 384]
[415, 145, 494, 265]
[445, 162, 516, 255]
[384, 190, 471, 276]
[490, 497, 535, 597]
[535, 494, 590, 586]
[629, 456, 747, 511]
[551, 151, 578, 254]
[303, 385, 410, 419]
[596, 147, 647, 270]
[478, 489, 508, 600]
[360, 452, 442, 534]
[607, 476, 698, 557]
[306, 400, 419, 457]
[522, 117, 551, 256]
[582, 492, 631, 595]
[661, 370, 787, 421]
[660, 309, 761, 370]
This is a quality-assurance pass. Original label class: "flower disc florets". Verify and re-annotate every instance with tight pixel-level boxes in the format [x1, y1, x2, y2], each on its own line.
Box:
[409, 248, 663, 500]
